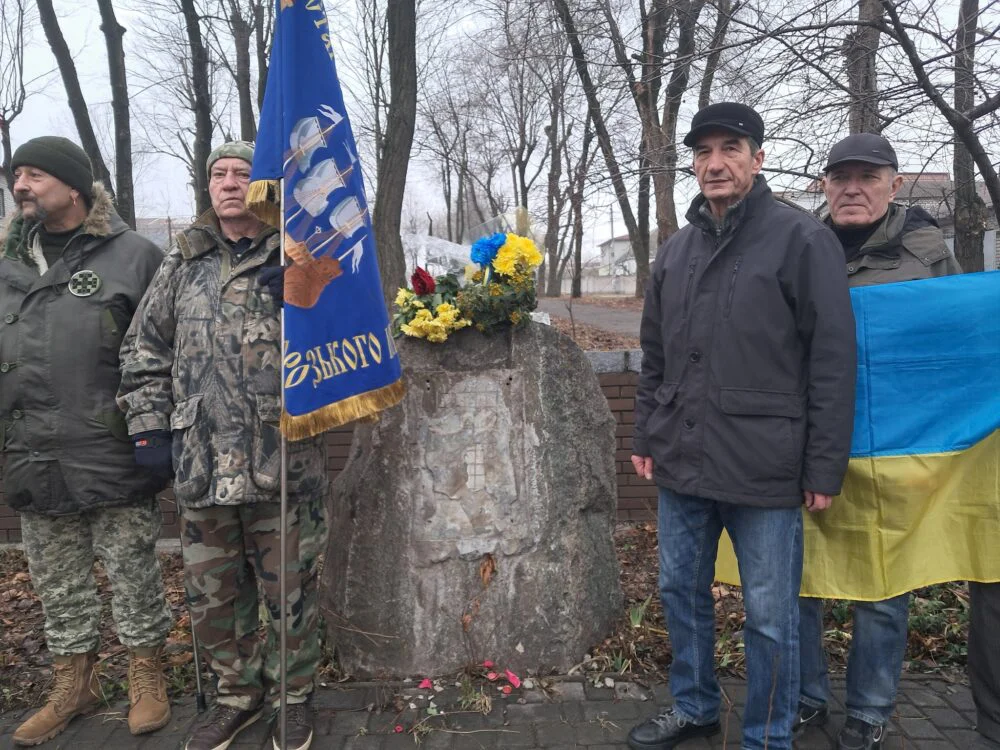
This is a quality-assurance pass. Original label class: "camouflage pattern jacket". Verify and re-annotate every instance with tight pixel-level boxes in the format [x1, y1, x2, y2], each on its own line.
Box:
[0, 183, 166, 515]
[834, 204, 963, 287]
[117, 211, 327, 508]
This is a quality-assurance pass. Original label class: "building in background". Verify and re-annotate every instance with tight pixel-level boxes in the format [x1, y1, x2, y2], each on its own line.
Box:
[597, 231, 660, 276]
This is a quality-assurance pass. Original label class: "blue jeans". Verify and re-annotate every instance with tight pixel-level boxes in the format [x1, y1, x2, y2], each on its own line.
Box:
[658, 487, 804, 750]
[799, 594, 910, 726]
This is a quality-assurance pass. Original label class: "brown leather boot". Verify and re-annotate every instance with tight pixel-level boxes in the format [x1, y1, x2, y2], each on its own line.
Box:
[12, 652, 101, 746]
[127, 646, 171, 735]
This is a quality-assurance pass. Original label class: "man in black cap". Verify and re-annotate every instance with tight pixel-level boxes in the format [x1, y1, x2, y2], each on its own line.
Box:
[794, 133, 963, 750]
[628, 103, 857, 750]
[0, 136, 173, 745]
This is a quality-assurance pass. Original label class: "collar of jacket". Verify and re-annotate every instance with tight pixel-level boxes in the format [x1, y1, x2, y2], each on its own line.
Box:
[685, 175, 771, 236]
[176, 209, 278, 261]
[0, 182, 122, 271]
[824, 202, 905, 257]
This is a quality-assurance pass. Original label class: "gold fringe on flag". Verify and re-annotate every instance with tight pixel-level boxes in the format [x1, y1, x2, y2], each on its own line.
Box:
[280, 378, 406, 440]
[247, 179, 282, 228]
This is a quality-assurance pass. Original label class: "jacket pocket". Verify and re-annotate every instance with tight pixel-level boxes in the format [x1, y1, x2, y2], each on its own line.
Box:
[170, 394, 211, 503]
[251, 394, 282, 491]
[715, 388, 804, 481]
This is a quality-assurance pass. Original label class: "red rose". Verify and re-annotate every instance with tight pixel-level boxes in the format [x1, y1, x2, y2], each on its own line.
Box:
[411, 267, 435, 295]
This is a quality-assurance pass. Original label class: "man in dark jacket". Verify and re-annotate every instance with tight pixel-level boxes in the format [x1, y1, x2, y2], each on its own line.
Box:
[795, 133, 964, 750]
[627, 103, 857, 750]
[0, 136, 172, 745]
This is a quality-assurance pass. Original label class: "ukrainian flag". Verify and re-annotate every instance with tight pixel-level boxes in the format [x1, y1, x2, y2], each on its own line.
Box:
[716, 271, 1000, 599]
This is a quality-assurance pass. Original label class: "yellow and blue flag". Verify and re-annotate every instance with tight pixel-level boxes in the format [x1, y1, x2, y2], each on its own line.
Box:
[717, 271, 1000, 599]
[248, 0, 404, 439]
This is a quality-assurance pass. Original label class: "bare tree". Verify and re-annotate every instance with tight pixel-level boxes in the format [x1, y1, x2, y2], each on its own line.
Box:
[179, 0, 214, 214]
[552, 0, 646, 296]
[0, 0, 33, 191]
[372, 0, 416, 304]
[951, 0, 990, 271]
[843, 0, 882, 133]
[35, 0, 115, 197]
[97, 0, 135, 227]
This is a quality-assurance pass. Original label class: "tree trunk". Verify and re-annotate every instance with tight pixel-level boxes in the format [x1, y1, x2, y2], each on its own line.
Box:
[36, 0, 115, 198]
[658, 0, 706, 247]
[372, 0, 416, 305]
[952, 0, 986, 272]
[179, 0, 213, 215]
[229, 3, 256, 142]
[551, 0, 643, 296]
[97, 0, 134, 227]
[843, 0, 882, 134]
[253, 0, 270, 111]
[543, 83, 563, 297]
[2, 121, 13, 193]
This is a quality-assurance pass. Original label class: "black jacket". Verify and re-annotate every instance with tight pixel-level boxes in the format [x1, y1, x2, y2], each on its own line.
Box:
[634, 177, 857, 507]
[0, 183, 166, 515]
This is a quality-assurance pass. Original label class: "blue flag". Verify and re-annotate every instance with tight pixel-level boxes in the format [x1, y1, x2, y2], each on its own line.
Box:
[249, 0, 404, 439]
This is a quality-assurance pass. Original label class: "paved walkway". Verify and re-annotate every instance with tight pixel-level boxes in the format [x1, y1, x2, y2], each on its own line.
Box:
[0, 676, 979, 749]
[537, 298, 643, 338]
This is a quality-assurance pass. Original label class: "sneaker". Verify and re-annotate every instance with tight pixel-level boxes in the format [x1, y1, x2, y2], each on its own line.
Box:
[271, 703, 314, 750]
[628, 706, 721, 749]
[793, 701, 830, 737]
[838, 717, 886, 750]
[184, 703, 263, 750]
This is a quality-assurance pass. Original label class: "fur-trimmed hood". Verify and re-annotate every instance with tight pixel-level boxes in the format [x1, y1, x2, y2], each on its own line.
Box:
[1, 182, 122, 270]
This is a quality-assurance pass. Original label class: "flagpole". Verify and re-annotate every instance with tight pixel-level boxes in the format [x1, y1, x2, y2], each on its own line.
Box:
[278, 179, 289, 750]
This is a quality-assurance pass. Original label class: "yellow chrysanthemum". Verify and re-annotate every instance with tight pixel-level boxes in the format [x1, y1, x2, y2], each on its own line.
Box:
[492, 233, 542, 276]
[395, 287, 414, 307]
[488, 283, 503, 297]
[509, 310, 522, 324]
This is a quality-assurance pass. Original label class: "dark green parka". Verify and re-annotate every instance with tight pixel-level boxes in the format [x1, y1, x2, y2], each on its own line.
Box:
[0, 183, 166, 515]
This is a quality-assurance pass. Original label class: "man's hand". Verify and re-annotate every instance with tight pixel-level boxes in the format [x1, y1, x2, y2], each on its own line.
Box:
[631, 455, 653, 481]
[803, 490, 833, 512]
[133, 430, 174, 479]
[258, 266, 285, 307]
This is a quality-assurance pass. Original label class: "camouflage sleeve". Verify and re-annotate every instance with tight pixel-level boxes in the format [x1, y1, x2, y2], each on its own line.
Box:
[117, 249, 182, 434]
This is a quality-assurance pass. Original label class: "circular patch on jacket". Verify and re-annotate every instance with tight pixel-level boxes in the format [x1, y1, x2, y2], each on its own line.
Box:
[68, 270, 102, 297]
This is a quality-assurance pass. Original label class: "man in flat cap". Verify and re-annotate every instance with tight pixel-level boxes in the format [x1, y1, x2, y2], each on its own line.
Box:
[628, 103, 857, 750]
[794, 133, 962, 750]
[118, 141, 327, 750]
[0, 136, 172, 745]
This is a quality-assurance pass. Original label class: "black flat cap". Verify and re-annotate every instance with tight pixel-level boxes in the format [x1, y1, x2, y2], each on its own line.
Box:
[825, 133, 898, 171]
[683, 102, 765, 147]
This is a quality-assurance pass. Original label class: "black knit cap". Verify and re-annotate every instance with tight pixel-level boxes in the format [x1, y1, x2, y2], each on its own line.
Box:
[683, 102, 765, 147]
[11, 136, 95, 202]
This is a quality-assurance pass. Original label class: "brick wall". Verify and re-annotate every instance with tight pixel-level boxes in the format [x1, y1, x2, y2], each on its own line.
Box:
[0, 356, 655, 544]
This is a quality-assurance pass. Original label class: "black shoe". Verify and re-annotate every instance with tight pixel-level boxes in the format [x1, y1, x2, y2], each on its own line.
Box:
[185, 703, 262, 750]
[271, 703, 314, 750]
[793, 701, 830, 737]
[628, 706, 721, 750]
[838, 717, 886, 750]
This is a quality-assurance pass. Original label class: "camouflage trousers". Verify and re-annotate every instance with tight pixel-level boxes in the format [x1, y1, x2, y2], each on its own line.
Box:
[19, 498, 172, 655]
[180, 492, 327, 710]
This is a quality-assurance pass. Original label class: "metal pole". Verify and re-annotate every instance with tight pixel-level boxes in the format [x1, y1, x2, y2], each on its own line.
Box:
[278, 182, 289, 750]
[177, 504, 207, 712]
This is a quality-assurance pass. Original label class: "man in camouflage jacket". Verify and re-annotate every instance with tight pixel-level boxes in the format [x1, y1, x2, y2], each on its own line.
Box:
[118, 141, 328, 750]
[1, 136, 173, 745]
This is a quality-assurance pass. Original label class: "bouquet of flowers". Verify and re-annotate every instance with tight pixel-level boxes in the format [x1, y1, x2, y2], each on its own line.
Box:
[457, 232, 542, 332]
[392, 268, 470, 343]
[393, 232, 542, 343]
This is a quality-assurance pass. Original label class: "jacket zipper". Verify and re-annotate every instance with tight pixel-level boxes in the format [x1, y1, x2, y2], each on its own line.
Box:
[724, 255, 743, 318]
[682, 262, 697, 317]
